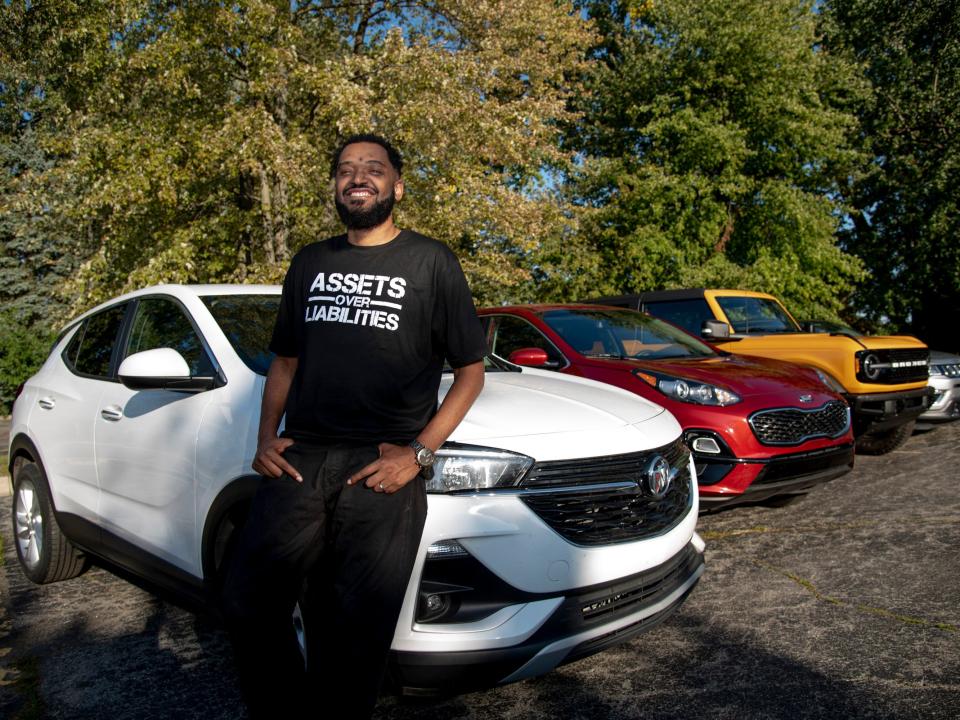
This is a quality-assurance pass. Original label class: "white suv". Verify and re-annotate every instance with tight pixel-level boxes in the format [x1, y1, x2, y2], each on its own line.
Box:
[8, 284, 704, 695]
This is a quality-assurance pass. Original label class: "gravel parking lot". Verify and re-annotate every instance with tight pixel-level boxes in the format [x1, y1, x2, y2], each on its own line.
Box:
[1, 422, 958, 719]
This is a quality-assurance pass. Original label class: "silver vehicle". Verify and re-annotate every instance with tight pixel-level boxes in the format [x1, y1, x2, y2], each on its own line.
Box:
[918, 350, 960, 427]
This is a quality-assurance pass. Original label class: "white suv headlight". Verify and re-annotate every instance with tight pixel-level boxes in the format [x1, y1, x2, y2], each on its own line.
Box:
[426, 445, 534, 493]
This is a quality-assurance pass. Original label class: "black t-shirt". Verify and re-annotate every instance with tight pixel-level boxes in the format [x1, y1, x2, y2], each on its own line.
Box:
[269, 230, 487, 444]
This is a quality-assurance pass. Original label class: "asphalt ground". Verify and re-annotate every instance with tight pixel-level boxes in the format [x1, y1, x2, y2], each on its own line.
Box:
[0, 422, 958, 719]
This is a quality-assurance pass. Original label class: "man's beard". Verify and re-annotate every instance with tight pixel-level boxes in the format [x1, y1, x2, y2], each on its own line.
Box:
[335, 188, 396, 230]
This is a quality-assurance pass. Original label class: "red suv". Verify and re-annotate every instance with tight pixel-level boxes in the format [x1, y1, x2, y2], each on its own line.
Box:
[478, 305, 855, 508]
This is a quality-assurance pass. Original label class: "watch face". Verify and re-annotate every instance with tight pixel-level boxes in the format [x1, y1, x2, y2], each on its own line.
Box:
[416, 446, 435, 467]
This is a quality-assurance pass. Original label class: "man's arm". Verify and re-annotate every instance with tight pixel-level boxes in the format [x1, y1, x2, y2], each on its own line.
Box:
[348, 360, 485, 493]
[251, 355, 302, 482]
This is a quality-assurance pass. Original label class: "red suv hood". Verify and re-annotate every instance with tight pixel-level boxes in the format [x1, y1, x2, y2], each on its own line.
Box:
[585, 354, 835, 401]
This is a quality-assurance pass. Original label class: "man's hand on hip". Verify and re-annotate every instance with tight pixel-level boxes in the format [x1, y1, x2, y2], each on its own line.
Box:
[253, 436, 303, 482]
[348, 443, 421, 494]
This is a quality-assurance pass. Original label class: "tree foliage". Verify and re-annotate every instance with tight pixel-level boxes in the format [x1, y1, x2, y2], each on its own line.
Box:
[823, 0, 960, 350]
[565, 0, 867, 320]
[1, 0, 592, 312]
[0, 11, 79, 329]
[0, 310, 55, 414]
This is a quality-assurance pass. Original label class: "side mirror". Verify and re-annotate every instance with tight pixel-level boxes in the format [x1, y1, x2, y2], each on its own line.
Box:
[118, 348, 216, 392]
[701, 319, 731, 339]
[508, 347, 551, 367]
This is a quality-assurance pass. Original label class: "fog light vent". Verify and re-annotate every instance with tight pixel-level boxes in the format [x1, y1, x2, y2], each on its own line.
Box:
[692, 437, 722, 454]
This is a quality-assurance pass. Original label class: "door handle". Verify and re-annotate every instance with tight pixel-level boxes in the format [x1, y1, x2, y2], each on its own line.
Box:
[100, 405, 123, 422]
[38, 396, 55, 410]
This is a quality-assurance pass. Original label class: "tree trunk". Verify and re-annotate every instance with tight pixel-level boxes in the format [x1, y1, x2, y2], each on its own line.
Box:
[272, 170, 290, 263]
[715, 207, 735, 253]
[257, 164, 290, 266]
[354, 1, 375, 52]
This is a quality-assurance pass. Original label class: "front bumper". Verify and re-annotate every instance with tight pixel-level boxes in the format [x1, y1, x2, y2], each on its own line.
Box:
[848, 387, 934, 435]
[386, 461, 701, 696]
[388, 539, 705, 695]
[696, 443, 855, 508]
[918, 377, 960, 423]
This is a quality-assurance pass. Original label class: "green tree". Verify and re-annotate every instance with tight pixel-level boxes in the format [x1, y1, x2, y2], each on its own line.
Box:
[565, 0, 866, 320]
[824, 0, 960, 350]
[0, 310, 56, 414]
[1, 1, 593, 311]
[0, 5, 80, 329]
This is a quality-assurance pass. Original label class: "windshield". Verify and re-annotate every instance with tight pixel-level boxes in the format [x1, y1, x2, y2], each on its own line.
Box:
[202, 294, 280, 375]
[715, 296, 800, 334]
[201, 294, 507, 376]
[541, 308, 715, 360]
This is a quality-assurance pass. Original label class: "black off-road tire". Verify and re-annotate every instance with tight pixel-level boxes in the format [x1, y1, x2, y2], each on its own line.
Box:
[11, 459, 88, 584]
[856, 420, 916, 456]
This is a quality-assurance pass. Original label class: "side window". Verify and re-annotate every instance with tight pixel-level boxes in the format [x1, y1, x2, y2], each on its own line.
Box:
[63, 304, 129, 379]
[124, 297, 215, 377]
[642, 299, 713, 336]
[491, 316, 566, 367]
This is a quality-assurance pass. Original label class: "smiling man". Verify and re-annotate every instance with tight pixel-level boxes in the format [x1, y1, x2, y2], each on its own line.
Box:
[222, 134, 487, 719]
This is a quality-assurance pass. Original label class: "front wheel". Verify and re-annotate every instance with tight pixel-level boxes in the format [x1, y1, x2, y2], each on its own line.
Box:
[12, 460, 88, 584]
[856, 420, 916, 455]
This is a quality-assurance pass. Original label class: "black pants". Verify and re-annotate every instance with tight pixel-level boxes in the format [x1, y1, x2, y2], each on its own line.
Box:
[220, 442, 428, 719]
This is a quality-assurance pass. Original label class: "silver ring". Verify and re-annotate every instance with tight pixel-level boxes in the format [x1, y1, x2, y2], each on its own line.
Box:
[378, 482, 384, 491]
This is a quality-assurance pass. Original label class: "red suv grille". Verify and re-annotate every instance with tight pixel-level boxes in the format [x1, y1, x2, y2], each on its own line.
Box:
[749, 401, 851, 446]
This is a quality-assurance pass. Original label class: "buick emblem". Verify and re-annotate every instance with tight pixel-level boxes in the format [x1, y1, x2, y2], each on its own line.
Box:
[645, 455, 672, 497]
[799, 394, 813, 403]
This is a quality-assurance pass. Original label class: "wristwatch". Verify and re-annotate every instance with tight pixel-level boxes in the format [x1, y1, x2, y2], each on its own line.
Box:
[409, 439, 436, 468]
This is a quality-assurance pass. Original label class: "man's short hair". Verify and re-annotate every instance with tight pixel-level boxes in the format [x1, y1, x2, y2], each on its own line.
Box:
[330, 134, 403, 178]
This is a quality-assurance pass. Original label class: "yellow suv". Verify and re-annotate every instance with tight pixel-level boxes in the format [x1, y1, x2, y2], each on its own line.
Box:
[589, 289, 931, 454]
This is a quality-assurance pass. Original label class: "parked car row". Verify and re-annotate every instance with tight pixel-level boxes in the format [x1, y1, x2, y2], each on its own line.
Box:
[588, 289, 932, 454]
[7, 284, 703, 697]
[6, 282, 942, 698]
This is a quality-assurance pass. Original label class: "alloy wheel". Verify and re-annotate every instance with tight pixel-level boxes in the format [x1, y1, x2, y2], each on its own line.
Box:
[15, 479, 44, 570]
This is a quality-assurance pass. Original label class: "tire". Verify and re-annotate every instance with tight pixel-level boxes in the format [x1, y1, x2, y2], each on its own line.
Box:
[856, 420, 916, 456]
[12, 460, 88, 584]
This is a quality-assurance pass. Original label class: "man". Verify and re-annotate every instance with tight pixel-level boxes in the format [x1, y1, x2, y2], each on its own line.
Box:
[221, 134, 486, 718]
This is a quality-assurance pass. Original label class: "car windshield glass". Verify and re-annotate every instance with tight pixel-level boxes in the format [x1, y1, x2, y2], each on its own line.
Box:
[715, 296, 800, 334]
[202, 294, 279, 375]
[541, 308, 715, 359]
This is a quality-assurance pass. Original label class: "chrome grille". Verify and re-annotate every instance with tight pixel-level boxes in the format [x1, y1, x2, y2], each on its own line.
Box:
[749, 401, 850, 446]
[518, 440, 692, 546]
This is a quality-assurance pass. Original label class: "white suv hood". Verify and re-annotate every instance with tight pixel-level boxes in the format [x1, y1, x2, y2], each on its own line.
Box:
[440, 367, 678, 461]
